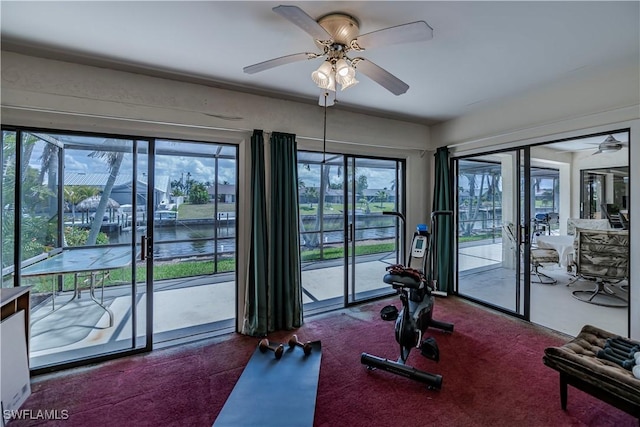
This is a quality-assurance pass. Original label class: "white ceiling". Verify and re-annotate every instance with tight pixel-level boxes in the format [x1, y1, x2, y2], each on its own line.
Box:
[1, 1, 639, 125]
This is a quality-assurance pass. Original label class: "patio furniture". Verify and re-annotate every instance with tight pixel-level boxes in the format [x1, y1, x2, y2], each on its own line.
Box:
[536, 235, 575, 269]
[543, 324, 640, 420]
[532, 212, 559, 237]
[21, 246, 136, 327]
[568, 228, 629, 307]
[601, 204, 629, 230]
[566, 218, 610, 236]
[504, 222, 559, 285]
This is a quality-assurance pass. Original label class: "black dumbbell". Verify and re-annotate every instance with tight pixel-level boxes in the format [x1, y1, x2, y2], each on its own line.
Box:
[259, 338, 284, 360]
[288, 334, 312, 355]
[596, 349, 635, 370]
[610, 337, 640, 352]
[605, 345, 638, 360]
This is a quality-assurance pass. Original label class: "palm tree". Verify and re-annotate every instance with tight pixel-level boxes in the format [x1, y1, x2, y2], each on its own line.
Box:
[460, 172, 486, 236]
[86, 147, 125, 245]
[64, 186, 99, 222]
[304, 187, 318, 208]
[376, 189, 388, 208]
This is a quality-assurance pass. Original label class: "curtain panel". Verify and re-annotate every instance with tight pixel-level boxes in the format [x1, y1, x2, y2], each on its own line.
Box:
[268, 132, 303, 331]
[242, 130, 269, 336]
[432, 147, 454, 294]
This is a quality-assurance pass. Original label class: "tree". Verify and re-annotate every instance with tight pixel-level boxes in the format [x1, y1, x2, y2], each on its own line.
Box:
[376, 189, 388, 208]
[188, 182, 209, 204]
[64, 186, 99, 221]
[304, 187, 318, 208]
[459, 172, 487, 236]
[299, 163, 331, 248]
[356, 174, 368, 195]
[86, 148, 124, 245]
[170, 179, 185, 196]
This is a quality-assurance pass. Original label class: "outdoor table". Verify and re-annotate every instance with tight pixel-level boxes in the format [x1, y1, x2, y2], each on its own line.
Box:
[21, 246, 136, 327]
[535, 235, 575, 268]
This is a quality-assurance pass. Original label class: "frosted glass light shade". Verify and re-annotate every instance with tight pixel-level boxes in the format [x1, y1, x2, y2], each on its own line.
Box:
[312, 61, 334, 89]
[337, 74, 358, 90]
[335, 59, 350, 77]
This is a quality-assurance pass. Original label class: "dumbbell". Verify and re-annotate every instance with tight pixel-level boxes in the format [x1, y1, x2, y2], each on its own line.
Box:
[604, 344, 638, 360]
[608, 337, 640, 353]
[288, 334, 312, 355]
[596, 349, 635, 370]
[258, 338, 284, 360]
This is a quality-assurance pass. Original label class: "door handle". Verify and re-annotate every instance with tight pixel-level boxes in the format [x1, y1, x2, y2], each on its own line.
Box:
[348, 223, 354, 242]
[140, 235, 147, 261]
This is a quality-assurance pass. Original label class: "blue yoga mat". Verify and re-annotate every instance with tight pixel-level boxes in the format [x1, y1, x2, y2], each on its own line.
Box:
[213, 340, 322, 427]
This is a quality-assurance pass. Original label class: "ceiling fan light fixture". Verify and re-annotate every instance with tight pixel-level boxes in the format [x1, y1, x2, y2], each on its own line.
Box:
[245, 6, 434, 97]
[312, 61, 334, 88]
[593, 135, 623, 155]
[337, 74, 359, 90]
[335, 58, 351, 77]
[315, 71, 336, 91]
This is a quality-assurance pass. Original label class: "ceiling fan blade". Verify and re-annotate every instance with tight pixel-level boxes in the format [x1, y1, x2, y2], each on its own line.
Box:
[352, 21, 433, 51]
[353, 58, 409, 95]
[272, 5, 332, 41]
[243, 52, 319, 74]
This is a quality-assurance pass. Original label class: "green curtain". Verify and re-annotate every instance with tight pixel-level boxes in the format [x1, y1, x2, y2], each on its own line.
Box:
[432, 147, 454, 294]
[268, 132, 303, 330]
[242, 130, 269, 336]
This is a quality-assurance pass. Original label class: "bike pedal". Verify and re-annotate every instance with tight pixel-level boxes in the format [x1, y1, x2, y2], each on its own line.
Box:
[420, 337, 440, 362]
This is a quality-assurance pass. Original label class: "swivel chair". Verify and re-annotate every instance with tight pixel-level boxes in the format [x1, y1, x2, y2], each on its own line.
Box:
[504, 222, 559, 285]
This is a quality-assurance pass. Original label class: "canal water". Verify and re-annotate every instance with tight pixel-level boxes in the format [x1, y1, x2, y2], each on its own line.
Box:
[108, 220, 395, 260]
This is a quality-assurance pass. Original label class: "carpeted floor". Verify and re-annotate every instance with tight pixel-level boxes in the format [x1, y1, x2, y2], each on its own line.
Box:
[11, 296, 637, 426]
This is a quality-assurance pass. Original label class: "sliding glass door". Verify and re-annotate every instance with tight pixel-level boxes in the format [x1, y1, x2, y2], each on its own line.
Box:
[298, 152, 403, 312]
[2, 126, 240, 371]
[455, 130, 630, 337]
[345, 156, 403, 304]
[2, 130, 147, 370]
[456, 151, 528, 315]
[150, 140, 237, 344]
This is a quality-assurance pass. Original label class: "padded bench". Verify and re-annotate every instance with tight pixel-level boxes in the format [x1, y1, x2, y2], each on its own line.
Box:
[543, 324, 640, 420]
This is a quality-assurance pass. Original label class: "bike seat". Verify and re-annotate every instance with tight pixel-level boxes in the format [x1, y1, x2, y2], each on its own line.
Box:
[384, 273, 423, 289]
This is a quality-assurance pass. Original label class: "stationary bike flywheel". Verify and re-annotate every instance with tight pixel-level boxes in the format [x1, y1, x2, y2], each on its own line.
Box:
[396, 313, 419, 363]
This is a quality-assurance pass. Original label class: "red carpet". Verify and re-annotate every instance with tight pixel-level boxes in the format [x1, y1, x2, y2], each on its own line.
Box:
[11, 297, 637, 426]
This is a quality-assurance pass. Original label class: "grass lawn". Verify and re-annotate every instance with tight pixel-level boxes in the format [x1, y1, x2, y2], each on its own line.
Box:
[177, 203, 235, 220]
[179, 201, 399, 219]
[299, 201, 398, 215]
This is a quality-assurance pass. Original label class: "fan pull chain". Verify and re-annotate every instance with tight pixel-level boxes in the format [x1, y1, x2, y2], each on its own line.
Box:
[322, 91, 328, 164]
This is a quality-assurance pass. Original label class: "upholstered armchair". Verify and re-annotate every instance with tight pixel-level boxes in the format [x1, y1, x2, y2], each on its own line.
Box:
[569, 227, 629, 307]
[504, 222, 559, 285]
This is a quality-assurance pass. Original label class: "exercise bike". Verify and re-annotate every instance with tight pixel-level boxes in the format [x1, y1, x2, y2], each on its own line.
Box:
[361, 211, 454, 390]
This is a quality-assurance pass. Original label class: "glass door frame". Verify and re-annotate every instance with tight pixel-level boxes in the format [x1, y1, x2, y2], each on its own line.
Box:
[2, 125, 154, 374]
[149, 139, 239, 344]
[342, 154, 405, 307]
[453, 147, 533, 320]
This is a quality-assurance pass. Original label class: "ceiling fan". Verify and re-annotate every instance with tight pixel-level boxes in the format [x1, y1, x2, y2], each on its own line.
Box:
[243, 5, 433, 98]
[548, 134, 629, 155]
[592, 135, 624, 155]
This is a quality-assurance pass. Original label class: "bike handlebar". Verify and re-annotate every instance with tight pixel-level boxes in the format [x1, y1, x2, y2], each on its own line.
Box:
[383, 211, 406, 224]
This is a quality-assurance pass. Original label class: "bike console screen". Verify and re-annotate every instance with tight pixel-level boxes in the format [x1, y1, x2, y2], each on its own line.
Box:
[411, 235, 427, 258]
